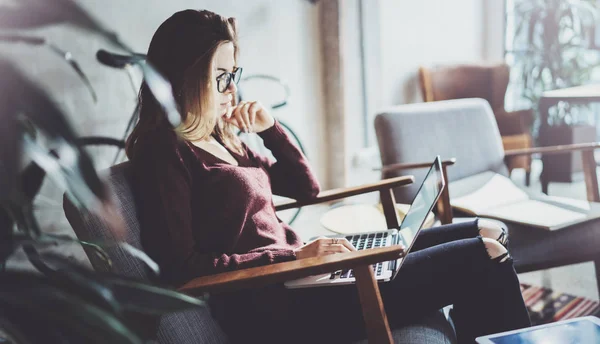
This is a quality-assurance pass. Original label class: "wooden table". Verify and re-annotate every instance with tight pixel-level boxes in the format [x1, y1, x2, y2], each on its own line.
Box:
[538, 84, 600, 193]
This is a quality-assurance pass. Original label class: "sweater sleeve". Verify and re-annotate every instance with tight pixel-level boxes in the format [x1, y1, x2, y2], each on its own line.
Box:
[132, 134, 297, 286]
[248, 121, 321, 200]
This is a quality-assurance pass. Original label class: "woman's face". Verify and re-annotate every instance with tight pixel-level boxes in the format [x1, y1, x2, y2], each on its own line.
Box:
[212, 42, 237, 120]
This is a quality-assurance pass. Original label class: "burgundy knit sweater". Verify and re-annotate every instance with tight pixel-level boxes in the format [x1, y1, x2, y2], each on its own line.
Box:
[130, 121, 320, 286]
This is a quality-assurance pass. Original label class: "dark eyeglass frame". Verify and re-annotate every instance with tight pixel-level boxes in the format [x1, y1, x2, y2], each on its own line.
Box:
[216, 67, 243, 93]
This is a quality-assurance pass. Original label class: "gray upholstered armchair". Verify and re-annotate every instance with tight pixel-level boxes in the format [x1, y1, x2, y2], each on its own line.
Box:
[63, 162, 457, 343]
[374, 98, 600, 296]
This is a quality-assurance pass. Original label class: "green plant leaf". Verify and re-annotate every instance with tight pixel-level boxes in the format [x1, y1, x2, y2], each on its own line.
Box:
[508, 0, 599, 128]
[0, 272, 143, 344]
[22, 245, 123, 315]
[30, 251, 206, 316]
[104, 276, 206, 315]
[527, 10, 541, 46]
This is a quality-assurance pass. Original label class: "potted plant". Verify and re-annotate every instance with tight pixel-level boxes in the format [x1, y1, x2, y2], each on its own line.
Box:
[506, 0, 600, 182]
[0, 1, 207, 340]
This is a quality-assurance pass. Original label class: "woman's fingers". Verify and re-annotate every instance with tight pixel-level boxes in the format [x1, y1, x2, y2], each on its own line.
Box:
[340, 238, 356, 251]
[327, 237, 356, 252]
[241, 102, 252, 131]
[235, 102, 252, 132]
[236, 118, 246, 133]
[247, 101, 258, 128]
[296, 237, 355, 258]
[231, 102, 249, 132]
[228, 102, 243, 130]
[323, 244, 350, 254]
[229, 100, 274, 133]
[228, 107, 244, 131]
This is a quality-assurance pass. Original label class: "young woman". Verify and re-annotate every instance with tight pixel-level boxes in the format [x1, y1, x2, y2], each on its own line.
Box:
[128, 9, 531, 344]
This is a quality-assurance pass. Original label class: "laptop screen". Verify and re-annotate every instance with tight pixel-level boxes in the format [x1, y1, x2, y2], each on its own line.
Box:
[398, 156, 445, 252]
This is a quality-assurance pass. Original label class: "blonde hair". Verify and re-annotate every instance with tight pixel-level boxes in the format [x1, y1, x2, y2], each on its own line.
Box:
[175, 43, 242, 154]
[127, 10, 243, 157]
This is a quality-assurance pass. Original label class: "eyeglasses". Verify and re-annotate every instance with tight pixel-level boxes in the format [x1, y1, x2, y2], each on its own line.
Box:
[216, 67, 243, 93]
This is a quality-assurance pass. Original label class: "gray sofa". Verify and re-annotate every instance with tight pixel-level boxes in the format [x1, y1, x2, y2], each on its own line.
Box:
[63, 162, 457, 343]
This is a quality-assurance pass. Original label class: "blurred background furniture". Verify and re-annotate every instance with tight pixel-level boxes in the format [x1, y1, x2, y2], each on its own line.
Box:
[374, 98, 600, 296]
[538, 85, 600, 194]
[419, 63, 535, 185]
[64, 162, 457, 344]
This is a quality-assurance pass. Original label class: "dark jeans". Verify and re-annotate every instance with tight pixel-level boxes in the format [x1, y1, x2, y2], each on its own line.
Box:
[211, 219, 531, 344]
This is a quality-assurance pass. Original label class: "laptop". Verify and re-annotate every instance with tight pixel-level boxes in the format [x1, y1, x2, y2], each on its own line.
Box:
[285, 156, 445, 288]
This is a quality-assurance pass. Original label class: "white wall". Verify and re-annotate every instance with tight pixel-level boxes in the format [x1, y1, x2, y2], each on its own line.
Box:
[340, 0, 489, 194]
[378, 0, 485, 108]
[483, 0, 506, 62]
[348, 0, 505, 191]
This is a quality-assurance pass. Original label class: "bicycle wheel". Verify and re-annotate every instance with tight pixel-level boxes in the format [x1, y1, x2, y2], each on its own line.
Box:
[237, 120, 306, 225]
[76, 137, 127, 171]
[236, 74, 290, 110]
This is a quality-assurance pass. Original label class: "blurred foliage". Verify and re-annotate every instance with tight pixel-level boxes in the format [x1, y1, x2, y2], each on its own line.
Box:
[507, 0, 600, 129]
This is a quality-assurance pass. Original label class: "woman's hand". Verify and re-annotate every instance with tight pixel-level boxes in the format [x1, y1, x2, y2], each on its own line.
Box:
[226, 100, 275, 133]
[294, 237, 356, 260]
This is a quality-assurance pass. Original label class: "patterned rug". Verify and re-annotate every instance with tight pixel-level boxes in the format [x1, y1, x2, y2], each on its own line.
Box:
[521, 283, 600, 326]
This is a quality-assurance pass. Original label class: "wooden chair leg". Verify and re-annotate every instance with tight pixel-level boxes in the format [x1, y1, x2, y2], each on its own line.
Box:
[438, 164, 453, 225]
[541, 171, 549, 195]
[380, 189, 400, 229]
[581, 150, 600, 202]
[354, 265, 393, 344]
[595, 258, 600, 300]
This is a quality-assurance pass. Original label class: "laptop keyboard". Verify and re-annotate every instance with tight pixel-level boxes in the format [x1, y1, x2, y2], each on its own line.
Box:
[330, 233, 388, 279]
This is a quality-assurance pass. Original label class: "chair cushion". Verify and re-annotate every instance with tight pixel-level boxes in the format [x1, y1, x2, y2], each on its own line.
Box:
[157, 307, 229, 344]
[375, 98, 509, 204]
[64, 162, 148, 277]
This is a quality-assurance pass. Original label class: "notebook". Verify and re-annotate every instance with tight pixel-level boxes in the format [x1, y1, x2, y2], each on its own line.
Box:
[451, 172, 600, 230]
[284, 156, 445, 288]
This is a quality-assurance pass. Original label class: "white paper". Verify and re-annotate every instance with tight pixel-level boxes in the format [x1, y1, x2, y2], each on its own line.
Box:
[482, 200, 587, 229]
[451, 174, 529, 213]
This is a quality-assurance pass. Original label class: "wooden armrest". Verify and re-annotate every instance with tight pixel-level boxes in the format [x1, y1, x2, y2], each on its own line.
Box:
[178, 245, 405, 295]
[506, 142, 600, 202]
[505, 142, 600, 157]
[373, 158, 455, 226]
[274, 175, 414, 211]
[375, 158, 456, 174]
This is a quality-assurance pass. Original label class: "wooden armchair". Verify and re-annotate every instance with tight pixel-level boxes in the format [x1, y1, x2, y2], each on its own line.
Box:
[374, 98, 600, 296]
[377, 143, 600, 223]
[419, 63, 535, 185]
[379, 144, 600, 294]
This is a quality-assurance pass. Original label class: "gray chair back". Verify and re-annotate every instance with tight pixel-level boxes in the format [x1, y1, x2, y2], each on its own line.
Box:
[63, 161, 228, 344]
[374, 98, 509, 203]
